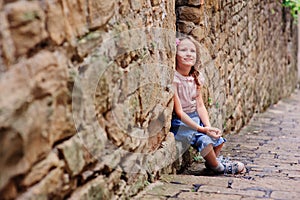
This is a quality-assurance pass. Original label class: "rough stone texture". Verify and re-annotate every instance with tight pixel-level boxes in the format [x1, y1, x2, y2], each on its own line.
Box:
[0, 50, 70, 191]
[134, 88, 300, 199]
[4, 1, 48, 57]
[0, 0, 298, 199]
[45, 0, 66, 45]
[88, 0, 115, 29]
[68, 175, 111, 200]
[176, 6, 202, 24]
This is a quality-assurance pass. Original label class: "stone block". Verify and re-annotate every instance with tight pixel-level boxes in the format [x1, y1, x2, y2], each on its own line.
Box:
[17, 168, 64, 200]
[178, 192, 242, 199]
[147, 132, 177, 172]
[205, 0, 220, 10]
[176, 0, 188, 6]
[188, 0, 203, 6]
[88, 0, 115, 29]
[61, 0, 88, 44]
[58, 136, 86, 176]
[21, 151, 63, 187]
[130, 0, 142, 11]
[45, 0, 66, 45]
[177, 20, 195, 34]
[190, 25, 206, 41]
[0, 181, 17, 200]
[79, 129, 107, 163]
[177, 6, 202, 24]
[198, 42, 212, 65]
[271, 191, 300, 200]
[4, 1, 48, 56]
[215, 32, 227, 50]
[151, 0, 162, 6]
[48, 89, 76, 144]
[0, 11, 15, 66]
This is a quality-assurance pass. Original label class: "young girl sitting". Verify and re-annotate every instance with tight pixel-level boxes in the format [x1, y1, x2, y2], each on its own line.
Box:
[170, 36, 245, 174]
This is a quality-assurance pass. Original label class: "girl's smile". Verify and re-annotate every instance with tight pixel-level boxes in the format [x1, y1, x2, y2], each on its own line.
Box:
[176, 39, 197, 75]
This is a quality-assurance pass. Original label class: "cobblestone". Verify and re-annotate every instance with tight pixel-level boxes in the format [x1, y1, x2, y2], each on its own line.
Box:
[134, 89, 300, 200]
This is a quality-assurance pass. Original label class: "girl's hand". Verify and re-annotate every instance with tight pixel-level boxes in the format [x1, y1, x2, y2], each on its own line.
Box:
[204, 127, 222, 139]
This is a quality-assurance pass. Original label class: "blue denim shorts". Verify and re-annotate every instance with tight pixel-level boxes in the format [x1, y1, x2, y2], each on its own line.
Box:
[170, 111, 226, 153]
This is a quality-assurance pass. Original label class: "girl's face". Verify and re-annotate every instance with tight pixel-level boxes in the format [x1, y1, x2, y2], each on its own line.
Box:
[176, 39, 197, 70]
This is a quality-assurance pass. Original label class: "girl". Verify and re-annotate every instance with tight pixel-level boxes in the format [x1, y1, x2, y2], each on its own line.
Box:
[171, 36, 245, 174]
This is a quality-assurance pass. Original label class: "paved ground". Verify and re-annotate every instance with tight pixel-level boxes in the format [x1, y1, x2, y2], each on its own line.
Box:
[134, 88, 300, 200]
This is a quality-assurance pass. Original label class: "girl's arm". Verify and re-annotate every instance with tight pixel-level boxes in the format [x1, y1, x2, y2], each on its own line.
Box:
[196, 88, 222, 138]
[173, 84, 208, 133]
[196, 88, 211, 127]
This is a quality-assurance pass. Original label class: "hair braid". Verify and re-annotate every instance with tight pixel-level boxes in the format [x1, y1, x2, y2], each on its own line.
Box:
[189, 66, 201, 87]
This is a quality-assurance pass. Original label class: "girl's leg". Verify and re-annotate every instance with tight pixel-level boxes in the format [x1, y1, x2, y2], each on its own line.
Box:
[201, 144, 218, 168]
[213, 143, 224, 157]
[201, 144, 225, 173]
[204, 149, 218, 168]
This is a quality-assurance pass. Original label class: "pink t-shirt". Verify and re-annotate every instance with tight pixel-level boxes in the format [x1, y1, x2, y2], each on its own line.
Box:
[173, 71, 201, 113]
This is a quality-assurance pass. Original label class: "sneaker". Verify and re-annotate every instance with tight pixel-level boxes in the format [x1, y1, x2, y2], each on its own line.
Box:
[220, 158, 246, 175]
[216, 155, 227, 163]
[205, 156, 246, 175]
[204, 161, 224, 174]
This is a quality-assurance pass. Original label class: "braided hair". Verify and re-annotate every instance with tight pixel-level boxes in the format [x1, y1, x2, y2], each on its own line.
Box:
[189, 66, 201, 87]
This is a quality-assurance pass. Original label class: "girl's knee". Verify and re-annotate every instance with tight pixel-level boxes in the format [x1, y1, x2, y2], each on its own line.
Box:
[214, 143, 224, 148]
[200, 143, 213, 157]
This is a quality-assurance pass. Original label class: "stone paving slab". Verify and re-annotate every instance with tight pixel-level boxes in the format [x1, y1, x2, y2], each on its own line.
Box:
[134, 89, 300, 200]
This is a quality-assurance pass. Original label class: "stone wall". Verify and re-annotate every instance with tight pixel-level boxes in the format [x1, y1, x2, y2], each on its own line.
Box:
[0, 0, 298, 199]
[0, 0, 176, 199]
[176, 0, 298, 133]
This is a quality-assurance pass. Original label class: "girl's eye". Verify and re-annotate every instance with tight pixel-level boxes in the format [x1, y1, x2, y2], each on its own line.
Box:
[179, 48, 195, 52]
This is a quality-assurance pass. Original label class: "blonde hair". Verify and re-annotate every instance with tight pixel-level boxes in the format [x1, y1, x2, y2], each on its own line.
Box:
[176, 35, 202, 87]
